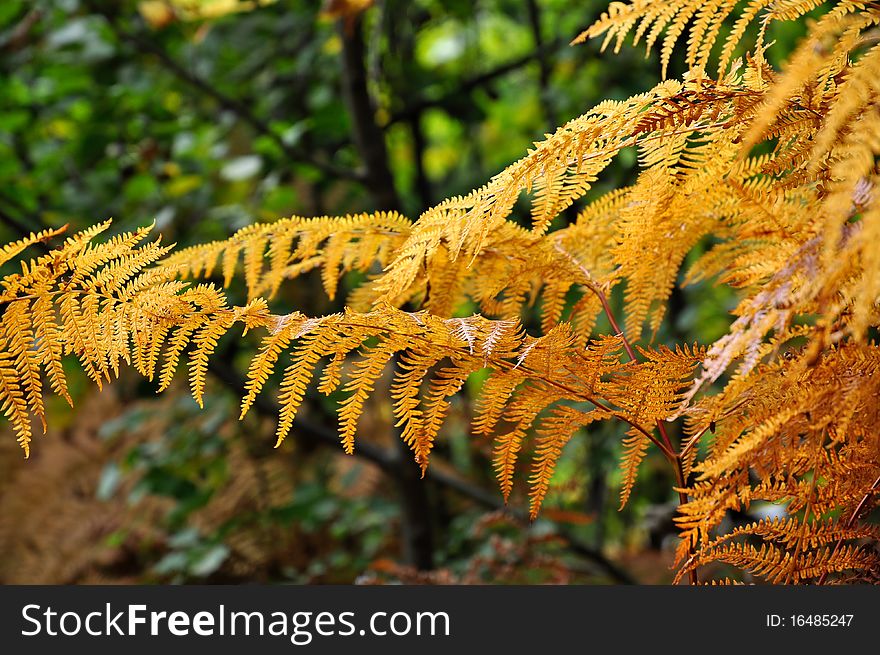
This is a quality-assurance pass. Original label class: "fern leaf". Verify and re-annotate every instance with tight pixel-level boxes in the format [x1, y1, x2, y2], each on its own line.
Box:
[529, 406, 604, 518]
[618, 427, 650, 509]
[0, 225, 66, 268]
[338, 341, 402, 454]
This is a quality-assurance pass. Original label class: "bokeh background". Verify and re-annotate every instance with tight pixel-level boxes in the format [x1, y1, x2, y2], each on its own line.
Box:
[0, 0, 807, 584]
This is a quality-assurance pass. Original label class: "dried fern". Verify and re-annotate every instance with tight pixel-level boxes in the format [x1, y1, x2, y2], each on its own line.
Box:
[2, 0, 879, 584]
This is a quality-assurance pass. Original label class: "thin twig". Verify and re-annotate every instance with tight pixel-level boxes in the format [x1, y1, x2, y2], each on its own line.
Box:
[88, 1, 361, 182]
[385, 39, 564, 127]
[556, 241, 698, 584]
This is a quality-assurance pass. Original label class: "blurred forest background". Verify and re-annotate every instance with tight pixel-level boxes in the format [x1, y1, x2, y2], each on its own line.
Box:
[0, 0, 807, 584]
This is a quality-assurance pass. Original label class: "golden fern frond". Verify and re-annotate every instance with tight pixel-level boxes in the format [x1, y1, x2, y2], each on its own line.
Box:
[575, 0, 870, 78]
[741, 7, 877, 152]
[226, 307, 692, 504]
[374, 78, 702, 303]
[454, 219, 617, 327]
[391, 350, 436, 464]
[676, 540, 880, 585]
[472, 371, 521, 437]
[272, 320, 339, 447]
[373, 71, 811, 344]
[698, 516, 880, 551]
[3, 299, 47, 432]
[189, 310, 235, 408]
[31, 290, 71, 406]
[0, 222, 182, 453]
[0, 225, 66, 268]
[676, 342, 880, 582]
[160, 210, 609, 327]
[239, 311, 308, 418]
[850, 196, 880, 340]
[608, 344, 703, 424]
[679, 233, 821, 408]
[3, 0, 878, 587]
[0, 220, 112, 302]
[809, 44, 880, 176]
[529, 406, 607, 518]
[0, 348, 32, 455]
[618, 427, 650, 509]
[416, 363, 479, 472]
[0, 222, 288, 455]
[681, 100, 878, 400]
[338, 341, 404, 454]
[494, 382, 559, 502]
[159, 212, 411, 303]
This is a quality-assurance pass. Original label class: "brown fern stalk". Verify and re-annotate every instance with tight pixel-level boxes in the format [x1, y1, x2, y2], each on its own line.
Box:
[583, 278, 698, 584]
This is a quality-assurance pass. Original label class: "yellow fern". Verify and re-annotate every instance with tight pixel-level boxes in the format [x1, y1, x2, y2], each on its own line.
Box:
[2, 0, 879, 585]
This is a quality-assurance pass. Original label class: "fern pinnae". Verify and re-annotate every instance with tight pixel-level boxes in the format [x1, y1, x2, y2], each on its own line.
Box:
[660, 3, 698, 78]
[316, 323, 382, 396]
[240, 312, 307, 420]
[618, 427, 650, 509]
[687, 0, 730, 73]
[416, 363, 478, 474]
[2, 300, 45, 434]
[493, 383, 558, 502]
[157, 321, 200, 393]
[273, 325, 338, 448]
[219, 241, 241, 290]
[141, 318, 172, 382]
[0, 348, 31, 456]
[338, 340, 402, 455]
[155, 285, 223, 393]
[88, 238, 172, 297]
[390, 351, 434, 457]
[0, 225, 67, 268]
[717, 0, 769, 77]
[107, 302, 129, 379]
[242, 234, 267, 299]
[263, 231, 294, 299]
[473, 371, 522, 437]
[68, 223, 153, 288]
[31, 291, 71, 406]
[320, 233, 347, 301]
[633, 2, 676, 53]
[189, 312, 235, 409]
[57, 290, 101, 388]
[529, 406, 604, 518]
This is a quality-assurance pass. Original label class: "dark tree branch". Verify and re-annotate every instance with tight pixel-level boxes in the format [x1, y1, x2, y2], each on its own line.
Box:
[397, 22, 433, 210]
[385, 39, 564, 128]
[376, 2, 432, 211]
[525, 0, 558, 130]
[338, 15, 403, 212]
[87, 1, 362, 183]
[584, 438, 609, 550]
[337, 14, 432, 567]
[0, 8, 42, 53]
